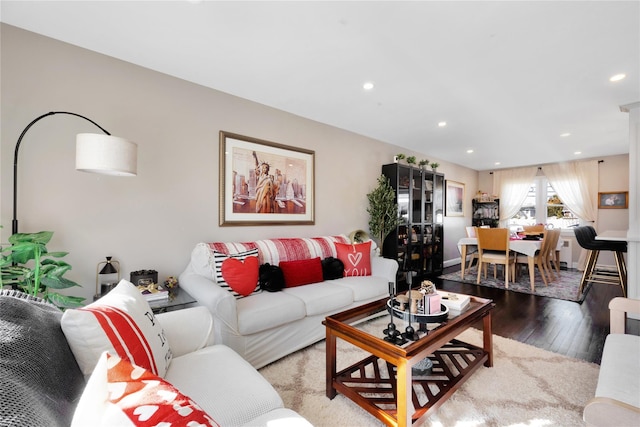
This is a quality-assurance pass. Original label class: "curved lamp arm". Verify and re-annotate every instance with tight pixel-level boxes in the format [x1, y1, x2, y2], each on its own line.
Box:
[12, 111, 136, 235]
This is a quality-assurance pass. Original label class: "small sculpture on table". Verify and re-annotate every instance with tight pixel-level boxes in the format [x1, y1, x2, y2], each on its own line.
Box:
[383, 282, 407, 345]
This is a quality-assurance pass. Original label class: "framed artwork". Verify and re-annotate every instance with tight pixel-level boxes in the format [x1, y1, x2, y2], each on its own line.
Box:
[445, 180, 465, 217]
[219, 131, 315, 226]
[598, 191, 628, 209]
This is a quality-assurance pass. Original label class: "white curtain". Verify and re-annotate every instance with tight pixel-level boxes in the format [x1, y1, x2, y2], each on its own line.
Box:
[492, 167, 538, 223]
[542, 160, 598, 223]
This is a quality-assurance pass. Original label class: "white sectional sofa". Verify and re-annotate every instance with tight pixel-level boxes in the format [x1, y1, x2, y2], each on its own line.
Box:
[0, 284, 311, 427]
[179, 235, 398, 368]
[583, 297, 640, 427]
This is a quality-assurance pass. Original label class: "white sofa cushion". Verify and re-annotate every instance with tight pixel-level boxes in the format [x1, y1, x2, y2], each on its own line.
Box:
[282, 281, 354, 316]
[165, 345, 284, 426]
[596, 333, 640, 408]
[335, 275, 390, 301]
[237, 291, 306, 335]
[242, 408, 313, 427]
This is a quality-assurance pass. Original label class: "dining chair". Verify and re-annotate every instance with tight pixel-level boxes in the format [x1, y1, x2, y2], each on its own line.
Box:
[515, 229, 556, 287]
[475, 227, 516, 288]
[464, 226, 479, 275]
[544, 228, 562, 279]
[523, 224, 546, 233]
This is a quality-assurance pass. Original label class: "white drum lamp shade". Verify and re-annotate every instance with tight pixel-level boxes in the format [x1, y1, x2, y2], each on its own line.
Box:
[76, 133, 137, 176]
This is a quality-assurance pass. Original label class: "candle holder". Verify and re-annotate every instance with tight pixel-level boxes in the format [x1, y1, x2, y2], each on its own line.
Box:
[383, 281, 406, 345]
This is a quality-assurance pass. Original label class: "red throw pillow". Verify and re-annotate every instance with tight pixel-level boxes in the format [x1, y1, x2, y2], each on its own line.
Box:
[279, 257, 324, 287]
[335, 241, 372, 276]
[221, 256, 260, 297]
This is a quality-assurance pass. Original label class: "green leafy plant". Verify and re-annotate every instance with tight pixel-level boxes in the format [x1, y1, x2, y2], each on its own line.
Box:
[419, 159, 429, 168]
[430, 162, 440, 170]
[396, 153, 406, 161]
[406, 156, 416, 164]
[0, 231, 84, 309]
[367, 175, 402, 248]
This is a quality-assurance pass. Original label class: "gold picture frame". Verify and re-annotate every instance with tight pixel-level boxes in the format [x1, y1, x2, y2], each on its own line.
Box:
[219, 131, 315, 226]
[598, 191, 628, 209]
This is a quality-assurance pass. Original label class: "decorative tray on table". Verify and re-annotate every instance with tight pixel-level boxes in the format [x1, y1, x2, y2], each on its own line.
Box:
[386, 299, 449, 324]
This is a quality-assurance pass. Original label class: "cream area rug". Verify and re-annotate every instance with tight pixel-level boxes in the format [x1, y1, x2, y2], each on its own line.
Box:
[259, 316, 599, 427]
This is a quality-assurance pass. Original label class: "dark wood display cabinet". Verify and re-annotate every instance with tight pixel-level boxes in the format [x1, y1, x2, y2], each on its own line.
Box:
[381, 163, 444, 290]
[472, 199, 500, 228]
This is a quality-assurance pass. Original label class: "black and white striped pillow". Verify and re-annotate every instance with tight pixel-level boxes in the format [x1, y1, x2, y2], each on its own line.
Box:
[212, 249, 261, 298]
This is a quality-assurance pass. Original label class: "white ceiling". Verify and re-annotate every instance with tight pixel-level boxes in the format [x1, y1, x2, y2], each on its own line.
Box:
[2, 1, 638, 171]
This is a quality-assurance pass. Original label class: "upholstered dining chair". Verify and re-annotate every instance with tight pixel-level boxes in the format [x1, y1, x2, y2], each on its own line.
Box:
[475, 227, 516, 288]
[515, 229, 559, 287]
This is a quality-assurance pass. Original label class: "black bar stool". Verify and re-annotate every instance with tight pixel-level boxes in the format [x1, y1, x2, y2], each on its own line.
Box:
[574, 226, 627, 296]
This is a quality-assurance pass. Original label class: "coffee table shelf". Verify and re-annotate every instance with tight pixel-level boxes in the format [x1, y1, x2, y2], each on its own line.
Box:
[334, 339, 488, 422]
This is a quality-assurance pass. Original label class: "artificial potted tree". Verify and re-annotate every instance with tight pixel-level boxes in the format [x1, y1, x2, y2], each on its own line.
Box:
[366, 175, 401, 254]
[0, 231, 85, 308]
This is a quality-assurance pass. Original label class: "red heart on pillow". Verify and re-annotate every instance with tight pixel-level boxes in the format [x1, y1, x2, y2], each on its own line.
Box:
[221, 256, 259, 296]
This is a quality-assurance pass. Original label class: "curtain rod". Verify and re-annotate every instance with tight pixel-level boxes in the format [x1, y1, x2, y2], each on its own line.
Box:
[489, 159, 604, 174]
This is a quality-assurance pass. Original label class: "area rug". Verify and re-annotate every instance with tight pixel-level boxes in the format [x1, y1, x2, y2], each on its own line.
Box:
[259, 316, 599, 427]
[438, 266, 591, 302]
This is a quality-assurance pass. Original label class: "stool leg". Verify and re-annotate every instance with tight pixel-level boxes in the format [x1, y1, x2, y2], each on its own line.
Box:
[614, 251, 627, 297]
[579, 249, 599, 293]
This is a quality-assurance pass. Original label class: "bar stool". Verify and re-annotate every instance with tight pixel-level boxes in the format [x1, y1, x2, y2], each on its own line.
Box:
[574, 226, 627, 297]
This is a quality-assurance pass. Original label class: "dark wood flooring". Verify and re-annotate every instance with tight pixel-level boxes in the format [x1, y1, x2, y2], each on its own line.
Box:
[433, 265, 639, 365]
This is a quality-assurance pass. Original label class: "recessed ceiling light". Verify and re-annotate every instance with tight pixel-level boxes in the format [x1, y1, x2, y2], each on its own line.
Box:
[363, 82, 374, 90]
[610, 73, 626, 82]
[495, 162, 501, 166]
[466, 149, 474, 154]
[560, 132, 571, 137]
[574, 151, 582, 155]
[438, 121, 447, 127]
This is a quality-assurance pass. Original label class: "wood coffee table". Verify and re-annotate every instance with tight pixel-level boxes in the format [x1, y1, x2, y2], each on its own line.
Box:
[323, 295, 494, 427]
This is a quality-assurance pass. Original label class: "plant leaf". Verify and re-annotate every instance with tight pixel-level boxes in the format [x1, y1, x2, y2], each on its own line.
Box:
[41, 276, 81, 290]
[47, 293, 85, 309]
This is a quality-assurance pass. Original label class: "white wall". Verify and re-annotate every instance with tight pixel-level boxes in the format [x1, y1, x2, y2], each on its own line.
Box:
[1, 25, 477, 301]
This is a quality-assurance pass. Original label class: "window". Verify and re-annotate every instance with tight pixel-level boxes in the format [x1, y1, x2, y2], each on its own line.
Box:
[508, 176, 579, 230]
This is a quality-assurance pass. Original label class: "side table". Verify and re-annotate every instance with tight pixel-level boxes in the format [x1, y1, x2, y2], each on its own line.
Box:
[148, 288, 197, 313]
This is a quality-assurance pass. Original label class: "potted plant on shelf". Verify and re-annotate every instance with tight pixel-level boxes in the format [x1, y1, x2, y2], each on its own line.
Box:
[395, 153, 406, 163]
[430, 162, 440, 172]
[0, 231, 85, 309]
[419, 159, 429, 170]
[367, 175, 401, 253]
[406, 156, 416, 165]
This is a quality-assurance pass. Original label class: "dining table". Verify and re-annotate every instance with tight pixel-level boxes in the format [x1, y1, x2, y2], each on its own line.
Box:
[457, 235, 564, 291]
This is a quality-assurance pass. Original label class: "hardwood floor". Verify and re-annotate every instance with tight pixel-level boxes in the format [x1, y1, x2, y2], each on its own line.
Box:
[433, 266, 639, 365]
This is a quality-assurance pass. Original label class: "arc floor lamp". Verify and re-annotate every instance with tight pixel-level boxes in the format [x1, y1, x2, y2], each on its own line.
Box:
[12, 111, 137, 235]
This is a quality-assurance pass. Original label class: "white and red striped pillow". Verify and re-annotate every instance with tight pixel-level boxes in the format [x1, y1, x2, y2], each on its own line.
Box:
[206, 235, 350, 266]
[61, 280, 172, 378]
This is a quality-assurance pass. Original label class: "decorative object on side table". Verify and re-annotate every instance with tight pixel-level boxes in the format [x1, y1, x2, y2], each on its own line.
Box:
[164, 276, 179, 293]
[96, 256, 120, 299]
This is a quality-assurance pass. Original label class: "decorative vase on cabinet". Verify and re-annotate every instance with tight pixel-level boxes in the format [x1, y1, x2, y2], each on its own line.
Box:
[381, 163, 444, 290]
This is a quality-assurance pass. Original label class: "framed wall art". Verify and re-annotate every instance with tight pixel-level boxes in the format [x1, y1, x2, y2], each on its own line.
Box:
[445, 180, 465, 217]
[598, 191, 628, 209]
[219, 131, 315, 226]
